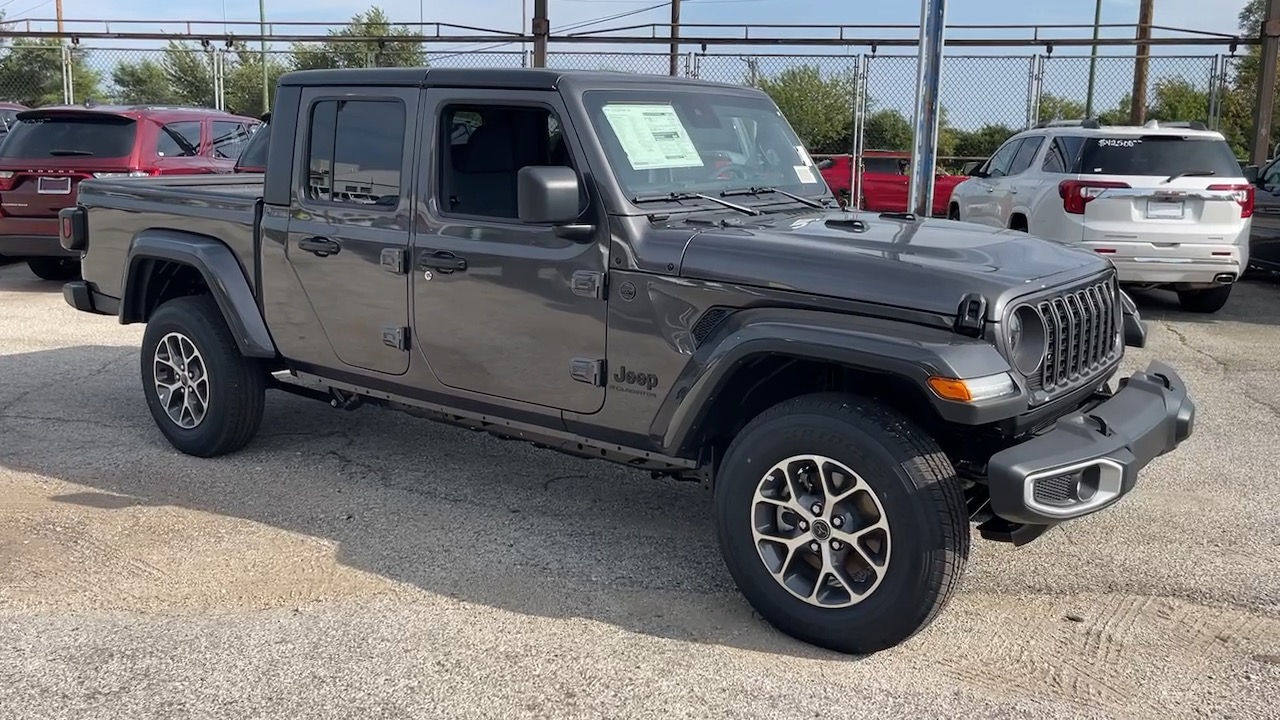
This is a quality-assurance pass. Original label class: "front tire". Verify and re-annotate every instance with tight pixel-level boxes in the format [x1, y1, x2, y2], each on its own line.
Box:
[27, 257, 80, 281]
[1176, 285, 1231, 313]
[140, 294, 266, 457]
[714, 393, 969, 654]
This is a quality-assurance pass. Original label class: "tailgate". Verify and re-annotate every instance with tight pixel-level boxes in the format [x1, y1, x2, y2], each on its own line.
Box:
[1082, 186, 1247, 245]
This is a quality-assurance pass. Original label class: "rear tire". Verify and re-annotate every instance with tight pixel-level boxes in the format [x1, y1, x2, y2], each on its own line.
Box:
[1176, 285, 1232, 313]
[27, 257, 80, 282]
[714, 392, 969, 655]
[140, 294, 266, 457]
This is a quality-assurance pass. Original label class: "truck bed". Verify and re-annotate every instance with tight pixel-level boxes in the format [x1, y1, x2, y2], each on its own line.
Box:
[77, 174, 264, 300]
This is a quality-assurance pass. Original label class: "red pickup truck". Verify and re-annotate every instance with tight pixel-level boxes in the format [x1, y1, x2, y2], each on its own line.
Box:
[818, 150, 969, 217]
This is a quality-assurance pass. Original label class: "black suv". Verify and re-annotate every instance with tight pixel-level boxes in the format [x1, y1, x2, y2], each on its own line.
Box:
[58, 68, 1195, 654]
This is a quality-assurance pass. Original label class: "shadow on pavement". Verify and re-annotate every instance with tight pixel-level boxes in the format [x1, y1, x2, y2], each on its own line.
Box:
[0, 344, 842, 661]
[1122, 275, 1280, 328]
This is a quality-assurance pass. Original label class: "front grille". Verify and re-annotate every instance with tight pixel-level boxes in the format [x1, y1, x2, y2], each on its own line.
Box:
[1034, 276, 1121, 393]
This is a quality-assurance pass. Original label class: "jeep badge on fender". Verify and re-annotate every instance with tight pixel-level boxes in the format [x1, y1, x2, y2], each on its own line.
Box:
[612, 365, 658, 391]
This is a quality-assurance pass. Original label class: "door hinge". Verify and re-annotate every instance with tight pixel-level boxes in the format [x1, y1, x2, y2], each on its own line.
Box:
[382, 326, 410, 351]
[571, 270, 605, 299]
[570, 358, 604, 386]
[380, 248, 408, 275]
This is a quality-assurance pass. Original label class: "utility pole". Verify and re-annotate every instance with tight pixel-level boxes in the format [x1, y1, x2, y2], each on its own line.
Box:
[1250, 0, 1280, 166]
[668, 0, 681, 76]
[532, 0, 548, 68]
[1085, 0, 1102, 118]
[1129, 0, 1154, 125]
[908, 0, 947, 218]
[260, 0, 269, 113]
[55, 0, 64, 33]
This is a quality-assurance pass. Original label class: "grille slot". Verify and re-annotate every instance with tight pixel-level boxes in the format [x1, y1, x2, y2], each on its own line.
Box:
[1032, 276, 1120, 393]
[691, 308, 732, 347]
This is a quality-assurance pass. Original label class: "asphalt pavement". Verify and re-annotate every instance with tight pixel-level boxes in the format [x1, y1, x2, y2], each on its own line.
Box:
[1, 261, 1278, 719]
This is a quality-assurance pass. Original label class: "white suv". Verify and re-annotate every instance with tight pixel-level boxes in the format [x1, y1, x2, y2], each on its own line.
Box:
[948, 119, 1253, 313]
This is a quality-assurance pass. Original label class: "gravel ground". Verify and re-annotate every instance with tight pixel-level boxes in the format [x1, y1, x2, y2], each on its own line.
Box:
[1, 261, 1279, 719]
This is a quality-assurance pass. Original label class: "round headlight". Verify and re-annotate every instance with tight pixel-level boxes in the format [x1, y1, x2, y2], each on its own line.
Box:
[1009, 305, 1047, 376]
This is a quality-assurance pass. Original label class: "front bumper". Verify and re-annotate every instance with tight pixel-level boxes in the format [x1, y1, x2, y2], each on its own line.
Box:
[986, 360, 1194, 525]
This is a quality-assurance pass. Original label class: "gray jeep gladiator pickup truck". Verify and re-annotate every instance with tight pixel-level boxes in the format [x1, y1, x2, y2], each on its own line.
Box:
[58, 67, 1196, 654]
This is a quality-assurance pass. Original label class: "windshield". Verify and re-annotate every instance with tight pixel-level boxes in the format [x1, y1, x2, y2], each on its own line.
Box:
[582, 90, 826, 204]
[1077, 135, 1242, 178]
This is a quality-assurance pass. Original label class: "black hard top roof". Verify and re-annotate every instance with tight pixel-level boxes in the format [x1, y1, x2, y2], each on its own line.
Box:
[277, 66, 750, 93]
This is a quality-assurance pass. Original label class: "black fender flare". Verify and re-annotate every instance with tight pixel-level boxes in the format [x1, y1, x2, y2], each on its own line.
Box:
[121, 230, 277, 358]
[652, 307, 1021, 456]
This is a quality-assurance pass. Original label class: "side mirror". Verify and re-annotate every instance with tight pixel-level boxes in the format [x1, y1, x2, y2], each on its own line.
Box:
[1244, 164, 1260, 185]
[517, 166, 594, 242]
[960, 161, 981, 176]
[518, 166, 582, 224]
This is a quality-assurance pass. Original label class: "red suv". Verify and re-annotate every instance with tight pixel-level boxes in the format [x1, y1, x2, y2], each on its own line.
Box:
[0, 103, 260, 280]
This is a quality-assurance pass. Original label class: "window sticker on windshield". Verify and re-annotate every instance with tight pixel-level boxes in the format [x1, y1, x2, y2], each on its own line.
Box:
[795, 145, 813, 165]
[601, 103, 704, 170]
[793, 165, 817, 184]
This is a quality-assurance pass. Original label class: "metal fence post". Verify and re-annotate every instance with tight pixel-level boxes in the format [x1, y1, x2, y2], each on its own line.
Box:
[61, 44, 72, 104]
[685, 51, 697, 78]
[852, 53, 870, 210]
[1207, 54, 1222, 130]
[1025, 54, 1043, 128]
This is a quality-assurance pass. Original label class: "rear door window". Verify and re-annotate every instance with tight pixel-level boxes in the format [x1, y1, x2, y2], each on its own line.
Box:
[1077, 135, 1242, 178]
[0, 114, 137, 159]
[156, 121, 201, 157]
[1007, 136, 1044, 175]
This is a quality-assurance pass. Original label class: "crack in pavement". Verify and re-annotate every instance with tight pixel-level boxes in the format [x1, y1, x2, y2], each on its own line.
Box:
[1161, 321, 1230, 372]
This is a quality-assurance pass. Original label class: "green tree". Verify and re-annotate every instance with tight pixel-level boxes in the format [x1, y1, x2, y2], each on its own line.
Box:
[950, 123, 1018, 159]
[1147, 77, 1211, 124]
[111, 41, 287, 116]
[1218, 0, 1277, 158]
[0, 36, 102, 107]
[753, 64, 858, 154]
[289, 7, 425, 71]
[1038, 92, 1086, 122]
[862, 109, 911, 151]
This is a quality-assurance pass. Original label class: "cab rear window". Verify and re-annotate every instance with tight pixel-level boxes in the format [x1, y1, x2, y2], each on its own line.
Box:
[1077, 135, 1242, 178]
[234, 122, 270, 171]
[0, 114, 137, 159]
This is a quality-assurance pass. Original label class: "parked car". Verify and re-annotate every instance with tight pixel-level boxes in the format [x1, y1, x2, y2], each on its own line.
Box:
[949, 119, 1253, 313]
[0, 101, 27, 142]
[818, 150, 969, 217]
[59, 67, 1194, 655]
[0, 103, 260, 281]
[1244, 155, 1280, 273]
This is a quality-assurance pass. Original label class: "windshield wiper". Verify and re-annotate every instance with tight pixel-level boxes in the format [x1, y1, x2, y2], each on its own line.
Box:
[632, 191, 761, 216]
[48, 149, 94, 156]
[721, 185, 827, 209]
[1163, 169, 1215, 184]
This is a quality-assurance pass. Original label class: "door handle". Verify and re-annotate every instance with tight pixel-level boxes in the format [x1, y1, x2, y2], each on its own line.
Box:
[985, 186, 995, 193]
[298, 236, 341, 257]
[419, 250, 467, 273]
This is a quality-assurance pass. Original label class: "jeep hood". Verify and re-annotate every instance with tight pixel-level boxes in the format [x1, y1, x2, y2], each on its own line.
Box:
[677, 211, 1107, 318]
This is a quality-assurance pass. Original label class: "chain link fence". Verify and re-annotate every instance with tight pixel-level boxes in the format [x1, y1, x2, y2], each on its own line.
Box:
[0, 39, 1262, 158]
